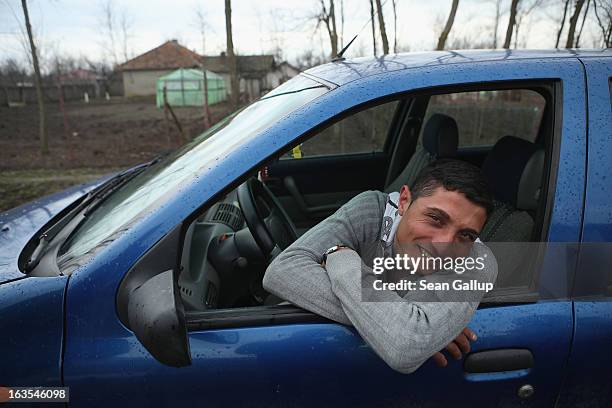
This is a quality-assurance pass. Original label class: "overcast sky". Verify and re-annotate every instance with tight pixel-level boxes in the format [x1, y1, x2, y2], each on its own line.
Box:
[0, 0, 605, 70]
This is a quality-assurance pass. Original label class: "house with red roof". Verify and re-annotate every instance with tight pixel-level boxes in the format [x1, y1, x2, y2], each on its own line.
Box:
[118, 40, 299, 101]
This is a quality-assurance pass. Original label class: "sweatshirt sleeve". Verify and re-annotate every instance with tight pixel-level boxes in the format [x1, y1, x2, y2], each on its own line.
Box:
[325, 245, 498, 374]
[262, 191, 384, 326]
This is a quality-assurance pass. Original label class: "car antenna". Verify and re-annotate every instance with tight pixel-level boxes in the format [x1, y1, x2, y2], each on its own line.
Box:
[332, 0, 389, 62]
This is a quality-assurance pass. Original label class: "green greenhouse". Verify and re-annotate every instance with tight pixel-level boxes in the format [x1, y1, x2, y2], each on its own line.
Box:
[156, 68, 227, 108]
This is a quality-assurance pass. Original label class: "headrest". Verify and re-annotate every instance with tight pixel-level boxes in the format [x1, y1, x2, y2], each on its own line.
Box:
[482, 136, 544, 210]
[422, 114, 459, 158]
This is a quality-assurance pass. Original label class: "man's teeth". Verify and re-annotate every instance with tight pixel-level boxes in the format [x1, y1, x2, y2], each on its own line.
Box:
[419, 246, 430, 257]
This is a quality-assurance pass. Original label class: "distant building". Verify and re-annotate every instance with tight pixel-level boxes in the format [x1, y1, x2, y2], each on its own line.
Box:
[56, 68, 104, 98]
[118, 40, 203, 97]
[201, 54, 299, 101]
[118, 40, 299, 101]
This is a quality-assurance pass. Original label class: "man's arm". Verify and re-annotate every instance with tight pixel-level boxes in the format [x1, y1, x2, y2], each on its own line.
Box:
[263, 191, 384, 326]
[324, 248, 497, 374]
[263, 190, 497, 374]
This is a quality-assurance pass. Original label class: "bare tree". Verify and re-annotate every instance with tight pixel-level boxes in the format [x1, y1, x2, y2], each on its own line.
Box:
[369, 0, 377, 55]
[340, 0, 345, 48]
[268, 9, 287, 61]
[375, 0, 390, 54]
[565, 0, 586, 48]
[449, 33, 495, 49]
[225, 0, 239, 107]
[99, 0, 133, 65]
[315, 0, 339, 58]
[555, 0, 571, 47]
[100, 0, 118, 65]
[492, 0, 502, 48]
[119, 12, 132, 62]
[593, 0, 612, 47]
[392, 0, 398, 52]
[193, 5, 209, 55]
[575, 0, 591, 47]
[296, 49, 325, 70]
[21, 0, 47, 155]
[0, 59, 27, 87]
[514, 0, 545, 48]
[503, 0, 520, 48]
[436, 0, 460, 50]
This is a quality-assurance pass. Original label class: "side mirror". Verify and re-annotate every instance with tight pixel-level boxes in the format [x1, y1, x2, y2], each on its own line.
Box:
[127, 269, 191, 367]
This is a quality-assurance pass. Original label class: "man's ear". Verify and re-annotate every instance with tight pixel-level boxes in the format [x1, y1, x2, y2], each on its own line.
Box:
[398, 185, 412, 216]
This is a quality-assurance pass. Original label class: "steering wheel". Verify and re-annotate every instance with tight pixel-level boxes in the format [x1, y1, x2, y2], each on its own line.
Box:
[237, 177, 298, 258]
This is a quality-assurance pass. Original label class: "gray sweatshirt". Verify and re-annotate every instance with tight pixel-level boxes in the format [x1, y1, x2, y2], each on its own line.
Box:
[263, 190, 497, 374]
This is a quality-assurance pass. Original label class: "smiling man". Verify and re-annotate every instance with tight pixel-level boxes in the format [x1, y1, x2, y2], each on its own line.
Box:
[263, 159, 498, 373]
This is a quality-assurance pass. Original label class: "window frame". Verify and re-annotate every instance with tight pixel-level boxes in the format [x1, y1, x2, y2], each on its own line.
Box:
[418, 88, 547, 150]
[276, 98, 408, 161]
[179, 79, 564, 330]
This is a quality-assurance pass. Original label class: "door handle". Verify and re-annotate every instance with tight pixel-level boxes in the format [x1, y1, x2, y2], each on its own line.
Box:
[464, 349, 534, 373]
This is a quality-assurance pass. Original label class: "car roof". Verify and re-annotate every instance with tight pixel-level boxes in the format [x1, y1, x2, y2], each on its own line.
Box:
[304, 49, 612, 87]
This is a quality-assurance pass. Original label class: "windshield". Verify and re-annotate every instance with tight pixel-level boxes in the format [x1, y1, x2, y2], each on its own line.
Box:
[58, 75, 329, 271]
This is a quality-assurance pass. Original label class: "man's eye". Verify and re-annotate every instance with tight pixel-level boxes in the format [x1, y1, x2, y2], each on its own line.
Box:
[460, 232, 477, 242]
[428, 214, 441, 223]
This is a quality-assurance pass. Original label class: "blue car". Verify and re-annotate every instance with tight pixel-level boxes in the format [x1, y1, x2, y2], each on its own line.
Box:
[1, 50, 611, 407]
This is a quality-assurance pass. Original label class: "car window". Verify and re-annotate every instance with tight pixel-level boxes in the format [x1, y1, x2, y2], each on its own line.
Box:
[57, 76, 329, 272]
[281, 100, 399, 159]
[420, 89, 545, 148]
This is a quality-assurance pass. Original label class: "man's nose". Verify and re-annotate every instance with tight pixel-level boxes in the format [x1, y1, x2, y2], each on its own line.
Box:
[431, 229, 457, 256]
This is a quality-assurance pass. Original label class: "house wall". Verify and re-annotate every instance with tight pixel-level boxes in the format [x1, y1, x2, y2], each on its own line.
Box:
[122, 69, 171, 97]
[221, 74, 262, 102]
[240, 78, 262, 102]
[282, 64, 300, 78]
[264, 64, 300, 93]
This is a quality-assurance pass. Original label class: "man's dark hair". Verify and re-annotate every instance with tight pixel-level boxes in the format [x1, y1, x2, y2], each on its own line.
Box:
[411, 159, 493, 217]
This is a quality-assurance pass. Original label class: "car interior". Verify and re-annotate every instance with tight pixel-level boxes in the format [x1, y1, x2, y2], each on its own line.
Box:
[177, 82, 555, 313]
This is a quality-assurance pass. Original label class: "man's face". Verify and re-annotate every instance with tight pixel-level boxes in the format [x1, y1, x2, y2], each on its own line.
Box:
[395, 184, 487, 261]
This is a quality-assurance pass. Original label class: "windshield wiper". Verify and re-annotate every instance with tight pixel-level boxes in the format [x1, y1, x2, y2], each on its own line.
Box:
[80, 151, 171, 217]
[23, 158, 163, 273]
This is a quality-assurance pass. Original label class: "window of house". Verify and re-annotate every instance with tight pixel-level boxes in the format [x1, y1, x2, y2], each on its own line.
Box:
[421, 89, 545, 148]
[280, 101, 399, 159]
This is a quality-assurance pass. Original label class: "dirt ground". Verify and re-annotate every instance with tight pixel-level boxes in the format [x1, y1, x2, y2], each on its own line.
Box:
[0, 98, 233, 212]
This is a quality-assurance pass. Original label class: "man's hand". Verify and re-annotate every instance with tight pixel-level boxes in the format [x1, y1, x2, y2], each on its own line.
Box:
[431, 327, 477, 368]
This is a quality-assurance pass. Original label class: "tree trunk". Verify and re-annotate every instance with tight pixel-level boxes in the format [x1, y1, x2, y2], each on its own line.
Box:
[375, 0, 389, 54]
[21, 0, 48, 155]
[340, 0, 345, 49]
[392, 0, 398, 52]
[503, 0, 520, 48]
[493, 0, 501, 48]
[318, 0, 338, 59]
[555, 0, 571, 48]
[593, 0, 612, 48]
[202, 70, 211, 129]
[329, 0, 338, 57]
[575, 0, 591, 47]
[566, 0, 586, 48]
[225, 0, 239, 107]
[369, 0, 377, 55]
[436, 0, 460, 50]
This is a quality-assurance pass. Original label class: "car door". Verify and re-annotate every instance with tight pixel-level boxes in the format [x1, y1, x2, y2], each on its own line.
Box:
[555, 56, 612, 407]
[180, 61, 585, 407]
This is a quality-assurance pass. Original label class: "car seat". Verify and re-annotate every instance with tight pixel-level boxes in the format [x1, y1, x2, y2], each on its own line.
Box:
[385, 113, 459, 192]
[481, 136, 545, 242]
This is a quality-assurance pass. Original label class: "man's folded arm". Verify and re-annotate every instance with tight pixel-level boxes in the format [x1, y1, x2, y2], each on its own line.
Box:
[263, 243, 351, 325]
[263, 191, 385, 325]
[325, 248, 497, 374]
